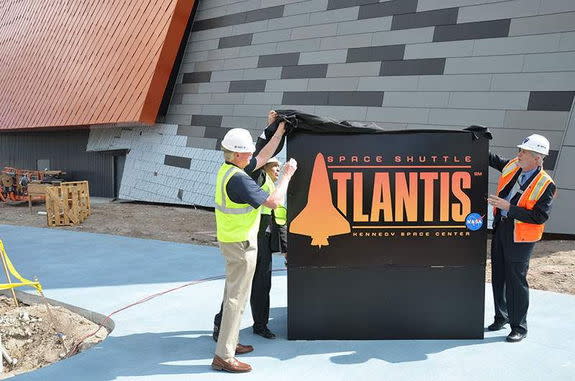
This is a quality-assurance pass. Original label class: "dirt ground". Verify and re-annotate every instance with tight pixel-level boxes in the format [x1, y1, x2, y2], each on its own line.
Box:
[0, 295, 107, 378]
[0, 201, 218, 247]
[1, 200, 573, 295]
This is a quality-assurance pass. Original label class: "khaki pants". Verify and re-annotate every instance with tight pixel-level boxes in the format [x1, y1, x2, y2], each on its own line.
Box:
[215, 239, 257, 360]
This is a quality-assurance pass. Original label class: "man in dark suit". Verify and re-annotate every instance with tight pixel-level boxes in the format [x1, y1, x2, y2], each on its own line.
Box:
[487, 134, 556, 342]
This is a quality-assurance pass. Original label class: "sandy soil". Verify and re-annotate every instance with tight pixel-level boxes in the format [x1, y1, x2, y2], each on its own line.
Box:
[0, 296, 107, 378]
[1, 200, 574, 296]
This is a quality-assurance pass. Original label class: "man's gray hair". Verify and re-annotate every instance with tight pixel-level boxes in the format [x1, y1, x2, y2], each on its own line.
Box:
[223, 149, 235, 162]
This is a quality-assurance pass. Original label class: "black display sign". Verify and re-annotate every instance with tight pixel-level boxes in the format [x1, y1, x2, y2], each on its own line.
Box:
[287, 130, 488, 340]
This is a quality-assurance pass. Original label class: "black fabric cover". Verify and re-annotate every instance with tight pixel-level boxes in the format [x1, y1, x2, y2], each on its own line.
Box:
[255, 110, 492, 158]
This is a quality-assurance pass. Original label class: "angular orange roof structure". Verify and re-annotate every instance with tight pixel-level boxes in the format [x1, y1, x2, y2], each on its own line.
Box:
[0, 0, 195, 130]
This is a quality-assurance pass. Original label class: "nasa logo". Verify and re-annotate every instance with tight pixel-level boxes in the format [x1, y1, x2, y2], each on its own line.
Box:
[465, 213, 483, 231]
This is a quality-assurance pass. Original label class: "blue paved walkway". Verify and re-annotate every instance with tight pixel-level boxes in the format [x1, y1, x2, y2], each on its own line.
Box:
[0, 225, 573, 381]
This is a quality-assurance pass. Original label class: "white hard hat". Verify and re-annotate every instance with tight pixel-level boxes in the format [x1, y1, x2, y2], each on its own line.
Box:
[266, 157, 281, 165]
[221, 128, 255, 153]
[517, 134, 550, 156]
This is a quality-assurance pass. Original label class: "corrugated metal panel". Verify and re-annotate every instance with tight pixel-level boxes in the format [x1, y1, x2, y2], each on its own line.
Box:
[0, 130, 114, 197]
[0, 0, 196, 131]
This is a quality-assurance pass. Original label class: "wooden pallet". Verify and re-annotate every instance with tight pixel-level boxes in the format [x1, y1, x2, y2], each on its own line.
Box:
[45, 181, 91, 227]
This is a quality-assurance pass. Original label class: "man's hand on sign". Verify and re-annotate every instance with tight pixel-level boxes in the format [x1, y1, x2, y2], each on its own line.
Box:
[267, 110, 278, 126]
[282, 158, 297, 178]
[487, 195, 510, 211]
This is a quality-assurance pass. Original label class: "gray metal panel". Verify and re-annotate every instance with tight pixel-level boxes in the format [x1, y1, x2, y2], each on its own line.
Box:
[328, 91, 384, 106]
[433, 19, 511, 42]
[448, 91, 529, 110]
[281, 64, 328, 79]
[177, 126, 206, 138]
[543, 150, 559, 171]
[245, 5, 285, 23]
[444, 55, 524, 74]
[527, 91, 575, 111]
[229, 80, 267, 92]
[545, 188, 575, 234]
[327, 62, 381, 77]
[258, 52, 300, 67]
[203, 126, 231, 139]
[380, 58, 446, 76]
[218, 33, 253, 49]
[346, 45, 405, 63]
[328, 0, 378, 10]
[192, 6, 284, 32]
[282, 91, 330, 105]
[164, 155, 192, 169]
[509, 12, 575, 36]
[192, 13, 247, 32]
[182, 71, 212, 83]
[564, 111, 575, 145]
[0, 130, 114, 197]
[457, 0, 540, 24]
[358, 0, 418, 20]
[391, 8, 458, 30]
[554, 146, 575, 189]
[405, 40, 474, 59]
[282, 91, 383, 106]
[190, 115, 223, 127]
[504, 111, 570, 131]
[300, 50, 348, 64]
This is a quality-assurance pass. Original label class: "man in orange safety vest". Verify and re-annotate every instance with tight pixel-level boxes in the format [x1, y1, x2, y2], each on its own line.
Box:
[486, 134, 556, 343]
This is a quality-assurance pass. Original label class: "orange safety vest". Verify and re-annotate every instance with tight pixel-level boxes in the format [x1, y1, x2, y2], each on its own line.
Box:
[494, 157, 554, 243]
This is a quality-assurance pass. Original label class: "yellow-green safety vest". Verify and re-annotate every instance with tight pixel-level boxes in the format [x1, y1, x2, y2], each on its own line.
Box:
[214, 163, 262, 243]
[274, 205, 287, 226]
[260, 173, 287, 225]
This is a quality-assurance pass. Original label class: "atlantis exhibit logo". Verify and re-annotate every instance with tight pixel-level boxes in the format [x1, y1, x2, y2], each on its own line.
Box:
[290, 151, 480, 247]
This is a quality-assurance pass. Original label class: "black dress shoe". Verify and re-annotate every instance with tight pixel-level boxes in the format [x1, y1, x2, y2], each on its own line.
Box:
[253, 327, 276, 339]
[506, 330, 526, 342]
[213, 325, 219, 342]
[487, 320, 508, 331]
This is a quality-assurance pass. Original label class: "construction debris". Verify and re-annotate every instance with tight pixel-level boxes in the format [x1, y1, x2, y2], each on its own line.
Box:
[0, 296, 107, 379]
[0, 167, 65, 203]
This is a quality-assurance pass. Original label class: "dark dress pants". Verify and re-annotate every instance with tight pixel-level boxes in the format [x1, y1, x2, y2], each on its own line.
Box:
[491, 217, 534, 334]
[250, 230, 272, 330]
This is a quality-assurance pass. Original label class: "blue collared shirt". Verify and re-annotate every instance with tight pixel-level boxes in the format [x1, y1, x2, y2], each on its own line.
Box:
[501, 168, 537, 217]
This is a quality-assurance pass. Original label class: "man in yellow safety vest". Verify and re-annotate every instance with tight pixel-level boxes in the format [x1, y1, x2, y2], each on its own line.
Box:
[212, 157, 287, 341]
[487, 134, 556, 343]
[211, 114, 297, 373]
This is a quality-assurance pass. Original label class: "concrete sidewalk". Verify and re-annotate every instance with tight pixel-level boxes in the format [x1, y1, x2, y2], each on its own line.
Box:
[0, 224, 573, 381]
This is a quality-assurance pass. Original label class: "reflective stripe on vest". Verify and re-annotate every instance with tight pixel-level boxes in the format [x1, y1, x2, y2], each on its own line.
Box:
[261, 174, 275, 216]
[514, 170, 553, 243]
[494, 158, 554, 243]
[214, 163, 261, 242]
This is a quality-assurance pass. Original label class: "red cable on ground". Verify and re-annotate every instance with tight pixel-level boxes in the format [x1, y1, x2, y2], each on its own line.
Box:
[70, 268, 288, 356]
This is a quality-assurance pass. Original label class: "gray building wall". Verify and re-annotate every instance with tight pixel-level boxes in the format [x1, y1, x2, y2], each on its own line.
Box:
[0, 130, 115, 197]
[90, 0, 575, 234]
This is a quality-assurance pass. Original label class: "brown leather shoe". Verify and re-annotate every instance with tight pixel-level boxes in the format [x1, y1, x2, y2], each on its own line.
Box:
[211, 355, 252, 373]
[235, 343, 254, 355]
